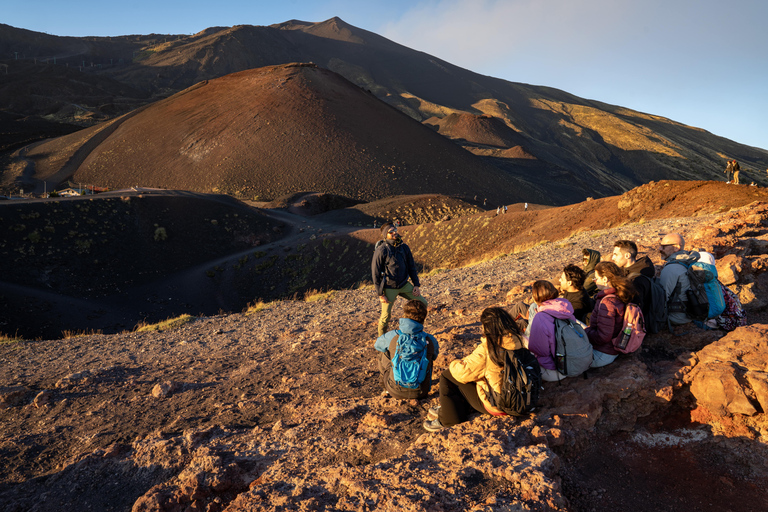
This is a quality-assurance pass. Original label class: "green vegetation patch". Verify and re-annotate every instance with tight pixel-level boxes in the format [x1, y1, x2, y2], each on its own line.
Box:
[135, 314, 194, 333]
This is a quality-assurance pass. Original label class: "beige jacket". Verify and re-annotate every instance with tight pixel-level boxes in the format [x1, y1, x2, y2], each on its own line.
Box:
[448, 334, 525, 414]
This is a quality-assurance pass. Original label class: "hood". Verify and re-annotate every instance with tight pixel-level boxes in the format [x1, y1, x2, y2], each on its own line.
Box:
[667, 250, 700, 266]
[595, 287, 616, 300]
[627, 255, 656, 278]
[397, 317, 424, 335]
[537, 298, 575, 319]
[583, 249, 601, 272]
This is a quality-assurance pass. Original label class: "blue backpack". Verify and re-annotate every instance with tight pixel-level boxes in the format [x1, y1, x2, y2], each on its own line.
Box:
[392, 330, 430, 389]
[690, 261, 726, 319]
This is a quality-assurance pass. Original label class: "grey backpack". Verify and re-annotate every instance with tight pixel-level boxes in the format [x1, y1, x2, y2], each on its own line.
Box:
[551, 317, 593, 377]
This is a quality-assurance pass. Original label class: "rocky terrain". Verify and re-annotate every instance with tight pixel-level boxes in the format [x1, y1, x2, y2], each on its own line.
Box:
[2, 185, 768, 511]
[3, 18, 768, 204]
[3, 180, 767, 341]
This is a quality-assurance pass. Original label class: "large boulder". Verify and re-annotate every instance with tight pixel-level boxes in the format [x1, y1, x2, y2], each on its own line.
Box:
[684, 324, 768, 417]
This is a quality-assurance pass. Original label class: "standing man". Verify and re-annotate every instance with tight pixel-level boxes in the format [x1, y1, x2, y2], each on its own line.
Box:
[732, 160, 741, 185]
[611, 240, 655, 319]
[524, 202, 528, 212]
[725, 160, 734, 182]
[658, 233, 699, 326]
[372, 222, 427, 336]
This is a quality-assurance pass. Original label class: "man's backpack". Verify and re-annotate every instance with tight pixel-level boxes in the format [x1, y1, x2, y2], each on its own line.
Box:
[610, 302, 646, 353]
[716, 282, 747, 331]
[668, 259, 710, 322]
[391, 330, 430, 389]
[485, 347, 541, 416]
[551, 317, 593, 377]
[630, 273, 668, 334]
[691, 261, 726, 319]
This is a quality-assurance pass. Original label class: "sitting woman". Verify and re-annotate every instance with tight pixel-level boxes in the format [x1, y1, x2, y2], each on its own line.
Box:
[527, 280, 586, 381]
[586, 261, 637, 368]
[423, 307, 526, 432]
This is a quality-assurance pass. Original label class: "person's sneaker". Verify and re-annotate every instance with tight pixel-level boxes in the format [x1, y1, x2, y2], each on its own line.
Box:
[426, 406, 441, 421]
[423, 418, 445, 432]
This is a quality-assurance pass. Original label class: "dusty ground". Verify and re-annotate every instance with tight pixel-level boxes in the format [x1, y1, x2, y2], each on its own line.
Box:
[2, 186, 768, 511]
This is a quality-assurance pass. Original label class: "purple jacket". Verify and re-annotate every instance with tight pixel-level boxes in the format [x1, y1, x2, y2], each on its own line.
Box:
[585, 289, 625, 355]
[528, 298, 576, 370]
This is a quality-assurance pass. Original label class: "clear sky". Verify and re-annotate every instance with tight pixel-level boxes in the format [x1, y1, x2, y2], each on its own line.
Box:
[5, 0, 767, 151]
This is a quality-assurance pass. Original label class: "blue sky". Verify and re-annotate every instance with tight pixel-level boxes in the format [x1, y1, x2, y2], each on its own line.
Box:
[5, 0, 767, 152]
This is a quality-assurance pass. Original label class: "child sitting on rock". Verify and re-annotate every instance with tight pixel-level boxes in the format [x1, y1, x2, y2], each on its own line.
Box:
[374, 300, 439, 399]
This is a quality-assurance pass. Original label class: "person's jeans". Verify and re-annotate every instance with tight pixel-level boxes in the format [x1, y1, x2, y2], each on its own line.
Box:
[590, 349, 617, 368]
[540, 367, 568, 382]
[377, 282, 427, 336]
[438, 368, 486, 427]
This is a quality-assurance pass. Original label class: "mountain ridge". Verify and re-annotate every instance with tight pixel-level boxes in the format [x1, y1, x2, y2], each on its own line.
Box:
[2, 18, 767, 203]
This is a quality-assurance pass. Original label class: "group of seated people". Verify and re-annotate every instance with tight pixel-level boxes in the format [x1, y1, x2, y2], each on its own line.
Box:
[374, 233, 716, 432]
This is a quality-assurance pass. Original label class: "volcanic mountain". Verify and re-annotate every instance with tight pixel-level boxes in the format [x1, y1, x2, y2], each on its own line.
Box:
[12, 63, 542, 203]
[2, 18, 768, 202]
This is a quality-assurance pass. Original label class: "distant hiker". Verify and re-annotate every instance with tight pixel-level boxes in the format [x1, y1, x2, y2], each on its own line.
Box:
[496, 206, 501, 216]
[586, 262, 637, 368]
[527, 280, 592, 381]
[725, 160, 734, 182]
[581, 248, 602, 298]
[374, 300, 439, 399]
[503, 205, 508, 214]
[394, 218, 400, 228]
[483, 198, 487, 207]
[732, 160, 741, 184]
[423, 308, 539, 432]
[372, 222, 427, 336]
[373, 220, 378, 229]
[524, 202, 528, 212]
[659, 233, 697, 326]
[611, 240, 655, 321]
[558, 264, 593, 324]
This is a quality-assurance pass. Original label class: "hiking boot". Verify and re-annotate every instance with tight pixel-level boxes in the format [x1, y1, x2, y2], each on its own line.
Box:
[423, 418, 445, 432]
[426, 405, 441, 421]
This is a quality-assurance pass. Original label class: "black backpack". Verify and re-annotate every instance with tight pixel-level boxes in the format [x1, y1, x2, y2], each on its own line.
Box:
[630, 273, 668, 334]
[485, 348, 541, 416]
[667, 260, 709, 322]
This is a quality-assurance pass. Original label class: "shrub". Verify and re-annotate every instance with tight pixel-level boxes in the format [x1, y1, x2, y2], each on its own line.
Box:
[135, 314, 194, 333]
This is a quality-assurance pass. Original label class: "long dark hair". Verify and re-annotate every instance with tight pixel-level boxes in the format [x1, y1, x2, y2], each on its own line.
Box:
[594, 261, 636, 304]
[481, 307, 520, 366]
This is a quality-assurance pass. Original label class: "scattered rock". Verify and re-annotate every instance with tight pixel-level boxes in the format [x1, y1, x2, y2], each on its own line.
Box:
[33, 390, 53, 408]
[0, 385, 32, 409]
[152, 381, 179, 398]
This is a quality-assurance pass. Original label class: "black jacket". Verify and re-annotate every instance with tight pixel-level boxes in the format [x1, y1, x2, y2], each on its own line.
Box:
[562, 289, 593, 324]
[582, 249, 602, 298]
[626, 255, 656, 319]
[372, 239, 420, 294]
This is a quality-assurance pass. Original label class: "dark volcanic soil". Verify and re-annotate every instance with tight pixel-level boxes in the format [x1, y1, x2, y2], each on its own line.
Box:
[8, 63, 538, 205]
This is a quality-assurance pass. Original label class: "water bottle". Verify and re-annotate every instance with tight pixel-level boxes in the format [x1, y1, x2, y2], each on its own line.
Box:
[617, 323, 632, 350]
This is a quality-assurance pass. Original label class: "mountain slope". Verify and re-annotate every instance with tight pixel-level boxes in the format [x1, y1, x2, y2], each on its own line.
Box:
[101, 17, 768, 194]
[15, 63, 539, 203]
[2, 18, 768, 202]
